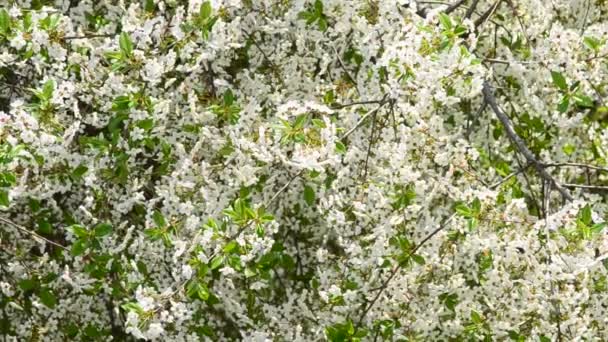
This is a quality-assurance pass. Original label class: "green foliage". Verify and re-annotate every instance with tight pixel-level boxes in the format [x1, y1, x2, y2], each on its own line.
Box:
[550, 70, 596, 112]
[454, 198, 482, 230]
[209, 89, 241, 124]
[325, 319, 367, 342]
[304, 185, 316, 206]
[298, 0, 329, 32]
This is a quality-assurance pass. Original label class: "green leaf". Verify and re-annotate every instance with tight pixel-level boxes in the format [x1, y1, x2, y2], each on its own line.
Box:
[71, 164, 88, 179]
[223, 89, 235, 106]
[412, 254, 425, 265]
[187, 280, 210, 301]
[317, 18, 328, 32]
[304, 185, 315, 206]
[69, 225, 89, 238]
[42, 80, 54, 99]
[144, 0, 155, 13]
[210, 255, 224, 270]
[454, 203, 472, 217]
[200, 1, 212, 19]
[18, 278, 37, 291]
[0, 189, 8, 207]
[152, 210, 166, 227]
[0, 9, 10, 35]
[311, 118, 326, 128]
[550, 71, 568, 91]
[37, 219, 53, 235]
[39, 288, 57, 308]
[591, 223, 606, 234]
[94, 223, 113, 237]
[223, 241, 239, 254]
[71, 240, 87, 256]
[583, 36, 601, 52]
[438, 13, 452, 30]
[573, 93, 594, 108]
[562, 143, 575, 156]
[335, 141, 346, 154]
[471, 310, 483, 324]
[119, 32, 133, 57]
[314, 0, 324, 14]
[136, 118, 154, 131]
[557, 95, 570, 113]
[579, 204, 592, 226]
[121, 302, 144, 315]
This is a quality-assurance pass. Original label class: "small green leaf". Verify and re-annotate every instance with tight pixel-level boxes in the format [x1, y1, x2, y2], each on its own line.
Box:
[412, 254, 425, 265]
[579, 204, 592, 226]
[39, 288, 57, 308]
[223, 89, 235, 106]
[454, 203, 472, 217]
[583, 36, 601, 52]
[94, 223, 113, 237]
[311, 118, 326, 128]
[71, 240, 87, 256]
[69, 225, 89, 238]
[210, 255, 224, 270]
[470, 310, 483, 324]
[223, 241, 239, 253]
[573, 93, 594, 108]
[37, 218, 53, 235]
[152, 210, 166, 227]
[562, 143, 575, 156]
[71, 164, 88, 179]
[0, 189, 9, 207]
[304, 185, 315, 206]
[121, 302, 144, 315]
[314, 0, 324, 14]
[200, 1, 212, 19]
[18, 278, 37, 291]
[119, 32, 133, 57]
[557, 95, 570, 113]
[42, 80, 54, 99]
[335, 141, 346, 154]
[591, 222, 606, 234]
[0, 9, 10, 35]
[550, 71, 568, 91]
[438, 13, 452, 30]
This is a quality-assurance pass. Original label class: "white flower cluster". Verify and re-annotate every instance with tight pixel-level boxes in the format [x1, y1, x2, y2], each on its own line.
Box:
[0, 0, 607, 340]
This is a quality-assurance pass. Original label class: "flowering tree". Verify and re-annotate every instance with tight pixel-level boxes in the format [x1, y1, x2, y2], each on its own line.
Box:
[1, 0, 608, 340]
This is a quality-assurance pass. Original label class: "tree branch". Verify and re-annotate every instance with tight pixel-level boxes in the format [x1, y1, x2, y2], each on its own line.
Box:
[481, 82, 573, 201]
[0, 216, 68, 250]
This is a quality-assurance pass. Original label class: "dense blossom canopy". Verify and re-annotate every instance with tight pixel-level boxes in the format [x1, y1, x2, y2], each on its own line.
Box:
[1, 0, 608, 340]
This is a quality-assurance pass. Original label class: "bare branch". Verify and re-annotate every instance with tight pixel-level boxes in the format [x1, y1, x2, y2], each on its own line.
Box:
[465, 0, 481, 18]
[356, 213, 457, 328]
[0, 216, 68, 250]
[474, 0, 502, 30]
[543, 162, 608, 173]
[562, 184, 608, 191]
[444, 0, 467, 14]
[340, 95, 390, 141]
[482, 82, 573, 201]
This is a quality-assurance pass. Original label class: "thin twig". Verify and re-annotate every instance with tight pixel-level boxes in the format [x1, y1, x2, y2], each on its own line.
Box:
[356, 213, 457, 329]
[341, 96, 389, 141]
[482, 82, 573, 201]
[0, 216, 68, 250]
[474, 0, 502, 30]
[543, 162, 608, 173]
[562, 184, 608, 191]
[444, 0, 467, 14]
[331, 99, 384, 109]
[465, 0, 481, 19]
[489, 162, 532, 189]
[62, 33, 114, 40]
[331, 45, 360, 96]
